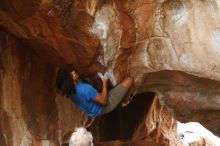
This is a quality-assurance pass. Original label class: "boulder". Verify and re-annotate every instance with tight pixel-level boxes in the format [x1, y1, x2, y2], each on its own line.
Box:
[1, 0, 220, 145]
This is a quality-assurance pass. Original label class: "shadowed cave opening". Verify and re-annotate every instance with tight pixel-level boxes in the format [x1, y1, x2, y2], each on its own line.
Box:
[89, 92, 155, 142]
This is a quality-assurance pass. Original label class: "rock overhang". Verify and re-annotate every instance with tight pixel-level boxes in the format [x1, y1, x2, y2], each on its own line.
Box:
[1, 0, 220, 137]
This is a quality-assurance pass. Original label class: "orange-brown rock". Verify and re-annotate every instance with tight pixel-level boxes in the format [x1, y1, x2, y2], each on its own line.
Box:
[94, 139, 164, 146]
[189, 138, 213, 146]
[132, 97, 183, 146]
[90, 96, 183, 146]
[0, 30, 87, 146]
[1, 0, 220, 145]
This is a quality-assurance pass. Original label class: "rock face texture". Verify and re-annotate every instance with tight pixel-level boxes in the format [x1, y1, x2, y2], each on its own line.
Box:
[93, 96, 182, 146]
[1, 0, 220, 145]
[132, 97, 183, 146]
[0, 31, 87, 145]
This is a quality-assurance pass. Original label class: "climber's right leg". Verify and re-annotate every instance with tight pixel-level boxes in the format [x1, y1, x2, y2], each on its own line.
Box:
[101, 77, 133, 114]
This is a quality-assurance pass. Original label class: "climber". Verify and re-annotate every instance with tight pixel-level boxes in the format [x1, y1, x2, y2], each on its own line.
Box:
[56, 68, 133, 117]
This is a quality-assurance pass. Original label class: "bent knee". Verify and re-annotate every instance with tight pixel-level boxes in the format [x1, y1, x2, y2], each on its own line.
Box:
[121, 77, 133, 90]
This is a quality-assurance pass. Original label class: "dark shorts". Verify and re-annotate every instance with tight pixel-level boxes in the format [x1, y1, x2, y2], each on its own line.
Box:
[101, 84, 127, 115]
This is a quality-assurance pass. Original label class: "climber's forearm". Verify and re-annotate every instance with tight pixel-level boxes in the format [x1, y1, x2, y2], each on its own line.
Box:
[94, 80, 108, 105]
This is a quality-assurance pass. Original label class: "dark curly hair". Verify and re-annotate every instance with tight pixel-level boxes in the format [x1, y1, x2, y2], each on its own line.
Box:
[56, 68, 75, 96]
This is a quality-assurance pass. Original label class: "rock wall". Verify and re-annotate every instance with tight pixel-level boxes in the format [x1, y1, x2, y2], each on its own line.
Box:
[133, 97, 183, 146]
[0, 33, 181, 146]
[94, 97, 183, 146]
[1, 0, 220, 145]
[0, 30, 87, 146]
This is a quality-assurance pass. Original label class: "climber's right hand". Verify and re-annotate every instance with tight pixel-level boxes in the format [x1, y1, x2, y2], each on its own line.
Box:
[97, 72, 109, 81]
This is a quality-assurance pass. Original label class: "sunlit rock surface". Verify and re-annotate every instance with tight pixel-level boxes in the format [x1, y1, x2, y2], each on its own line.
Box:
[1, 0, 220, 145]
[132, 97, 183, 146]
[178, 122, 220, 146]
[189, 138, 213, 146]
